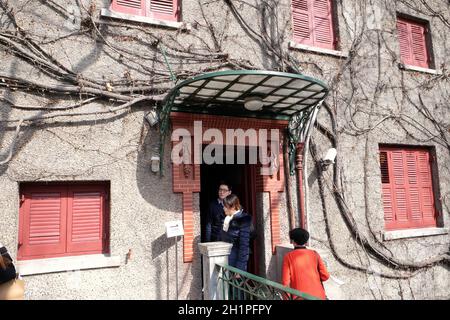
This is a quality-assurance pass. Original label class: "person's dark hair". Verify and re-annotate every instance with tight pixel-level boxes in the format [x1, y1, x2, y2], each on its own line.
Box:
[289, 228, 309, 246]
[0, 253, 12, 270]
[223, 194, 241, 210]
[218, 181, 232, 192]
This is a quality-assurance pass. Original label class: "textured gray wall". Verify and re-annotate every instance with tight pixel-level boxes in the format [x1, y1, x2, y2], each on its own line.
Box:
[0, 0, 448, 299]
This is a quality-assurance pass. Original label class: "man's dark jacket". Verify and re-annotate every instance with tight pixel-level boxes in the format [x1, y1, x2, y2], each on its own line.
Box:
[205, 199, 225, 242]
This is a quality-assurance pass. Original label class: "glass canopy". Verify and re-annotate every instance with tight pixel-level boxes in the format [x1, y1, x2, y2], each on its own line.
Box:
[164, 70, 329, 120]
[157, 70, 329, 175]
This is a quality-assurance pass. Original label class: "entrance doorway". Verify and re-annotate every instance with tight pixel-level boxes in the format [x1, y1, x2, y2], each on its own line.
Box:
[200, 145, 259, 274]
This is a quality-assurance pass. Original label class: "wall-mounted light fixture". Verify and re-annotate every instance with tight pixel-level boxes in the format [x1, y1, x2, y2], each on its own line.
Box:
[244, 96, 264, 111]
[145, 110, 159, 127]
[320, 147, 337, 171]
[151, 156, 160, 173]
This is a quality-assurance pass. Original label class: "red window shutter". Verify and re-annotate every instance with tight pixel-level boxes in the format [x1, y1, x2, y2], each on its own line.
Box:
[292, 0, 313, 46]
[381, 147, 437, 230]
[410, 23, 428, 68]
[149, 0, 179, 22]
[406, 151, 422, 222]
[397, 20, 413, 65]
[312, 0, 334, 49]
[397, 17, 429, 68]
[67, 186, 106, 254]
[417, 151, 436, 226]
[391, 150, 409, 225]
[19, 186, 68, 260]
[111, 0, 146, 16]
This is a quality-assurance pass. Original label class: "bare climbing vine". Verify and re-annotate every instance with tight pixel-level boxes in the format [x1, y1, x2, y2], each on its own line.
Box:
[0, 0, 449, 296]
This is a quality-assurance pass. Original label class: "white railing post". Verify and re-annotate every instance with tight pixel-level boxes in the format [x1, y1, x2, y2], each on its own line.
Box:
[198, 242, 232, 300]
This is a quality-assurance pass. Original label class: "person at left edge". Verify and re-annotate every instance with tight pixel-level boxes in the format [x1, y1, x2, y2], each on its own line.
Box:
[0, 242, 24, 300]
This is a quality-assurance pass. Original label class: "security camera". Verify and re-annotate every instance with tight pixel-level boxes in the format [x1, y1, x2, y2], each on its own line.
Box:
[320, 148, 337, 170]
[322, 148, 337, 165]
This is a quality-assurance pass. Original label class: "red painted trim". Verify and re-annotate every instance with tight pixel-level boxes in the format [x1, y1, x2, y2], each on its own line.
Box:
[149, 0, 180, 22]
[111, 0, 146, 17]
[170, 112, 289, 130]
[18, 183, 109, 260]
[67, 185, 106, 254]
[397, 17, 429, 69]
[170, 113, 288, 261]
[111, 0, 180, 22]
[18, 186, 68, 260]
[182, 192, 194, 262]
[292, 0, 335, 50]
[296, 143, 306, 229]
[380, 146, 437, 230]
[269, 192, 282, 254]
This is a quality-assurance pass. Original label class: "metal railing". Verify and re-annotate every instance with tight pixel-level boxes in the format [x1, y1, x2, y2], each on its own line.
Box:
[216, 263, 321, 300]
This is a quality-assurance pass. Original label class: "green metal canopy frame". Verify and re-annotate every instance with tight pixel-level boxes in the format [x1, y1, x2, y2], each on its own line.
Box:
[157, 70, 329, 175]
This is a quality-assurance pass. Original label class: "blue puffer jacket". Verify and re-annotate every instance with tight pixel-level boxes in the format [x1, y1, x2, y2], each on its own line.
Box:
[220, 210, 251, 271]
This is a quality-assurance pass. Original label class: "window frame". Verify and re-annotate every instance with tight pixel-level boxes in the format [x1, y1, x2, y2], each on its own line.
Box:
[291, 0, 338, 50]
[396, 14, 435, 70]
[109, 0, 181, 23]
[18, 182, 110, 261]
[379, 145, 440, 231]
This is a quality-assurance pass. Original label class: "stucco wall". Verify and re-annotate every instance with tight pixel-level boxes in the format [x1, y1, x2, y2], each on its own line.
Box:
[0, 0, 448, 299]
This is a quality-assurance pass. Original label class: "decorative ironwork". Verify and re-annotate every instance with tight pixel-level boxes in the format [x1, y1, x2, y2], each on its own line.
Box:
[216, 263, 320, 300]
[157, 70, 329, 177]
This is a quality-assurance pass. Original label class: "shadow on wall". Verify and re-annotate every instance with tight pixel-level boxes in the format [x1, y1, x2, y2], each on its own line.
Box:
[151, 233, 202, 300]
[186, 235, 202, 300]
[152, 232, 178, 300]
[135, 123, 178, 212]
[307, 166, 318, 189]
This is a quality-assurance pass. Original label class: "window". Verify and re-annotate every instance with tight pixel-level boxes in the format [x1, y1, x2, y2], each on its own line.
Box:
[291, 0, 336, 50]
[18, 183, 109, 260]
[379, 147, 437, 231]
[397, 16, 431, 69]
[110, 0, 180, 22]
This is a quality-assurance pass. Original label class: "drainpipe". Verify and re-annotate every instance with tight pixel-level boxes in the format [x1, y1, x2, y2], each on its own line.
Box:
[295, 143, 306, 229]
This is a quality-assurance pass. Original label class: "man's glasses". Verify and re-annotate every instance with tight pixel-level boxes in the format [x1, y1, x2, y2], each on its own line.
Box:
[218, 188, 230, 192]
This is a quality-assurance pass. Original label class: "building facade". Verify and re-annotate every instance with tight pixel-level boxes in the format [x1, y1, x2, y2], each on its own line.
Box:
[0, 0, 448, 299]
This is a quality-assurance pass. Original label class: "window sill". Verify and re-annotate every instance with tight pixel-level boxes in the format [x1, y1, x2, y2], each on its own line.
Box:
[383, 227, 449, 241]
[100, 8, 191, 31]
[17, 254, 122, 276]
[288, 41, 348, 58]
[399, 63, 441, 75]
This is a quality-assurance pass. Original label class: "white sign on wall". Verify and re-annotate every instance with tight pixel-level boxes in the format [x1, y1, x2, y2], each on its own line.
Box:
[165, 220, 184, 238]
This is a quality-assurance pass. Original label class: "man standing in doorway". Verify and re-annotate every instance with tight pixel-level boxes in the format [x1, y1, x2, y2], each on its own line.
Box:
[205, 182, 232, 242]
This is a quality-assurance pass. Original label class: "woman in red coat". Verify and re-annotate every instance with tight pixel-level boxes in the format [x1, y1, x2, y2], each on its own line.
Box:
[282, 228, 330, 300]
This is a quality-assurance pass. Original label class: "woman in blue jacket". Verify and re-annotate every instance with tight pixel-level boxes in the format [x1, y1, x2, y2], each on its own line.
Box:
[221, 194, 252, 271]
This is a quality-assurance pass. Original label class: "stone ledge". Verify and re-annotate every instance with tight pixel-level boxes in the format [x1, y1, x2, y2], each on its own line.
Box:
[288, 41, 348, 58]
[383, 227, 449, 241]
[17, 254, 122, 276]
[399, 63, 441, 75]
[100, 8, 190, 31]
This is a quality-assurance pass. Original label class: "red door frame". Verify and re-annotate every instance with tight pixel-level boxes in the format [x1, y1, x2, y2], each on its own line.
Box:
[170, 112, 288, 263]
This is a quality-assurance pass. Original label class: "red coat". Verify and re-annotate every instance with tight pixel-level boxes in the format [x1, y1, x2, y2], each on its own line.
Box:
[282, 247, 330, 300]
